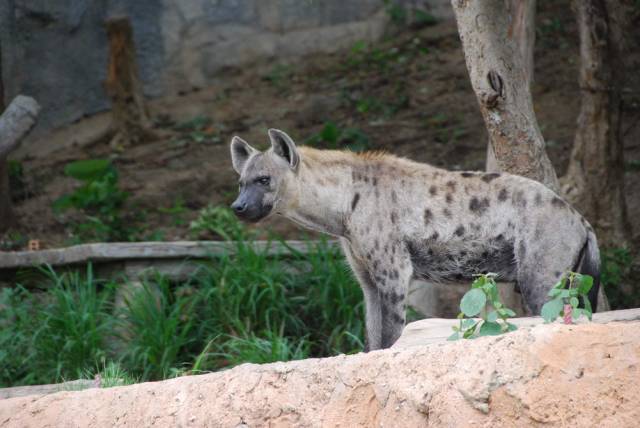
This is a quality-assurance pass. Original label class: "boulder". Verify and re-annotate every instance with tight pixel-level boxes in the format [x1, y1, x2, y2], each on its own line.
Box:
[1, 320, 639, 427]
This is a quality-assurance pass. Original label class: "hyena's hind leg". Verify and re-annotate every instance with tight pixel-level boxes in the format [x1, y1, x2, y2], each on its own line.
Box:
[341, 239, 412, 350]
[515, 232, 593, 315]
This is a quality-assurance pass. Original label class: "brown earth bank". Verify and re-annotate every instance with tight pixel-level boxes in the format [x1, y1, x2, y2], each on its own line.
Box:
[1, 321, 638, 427]
[3, 1, 640, 250]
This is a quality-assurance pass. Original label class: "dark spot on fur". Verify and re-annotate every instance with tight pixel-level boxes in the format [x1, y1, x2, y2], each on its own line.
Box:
[512, 190, 527, 208]
[518, 241, 526, 259]
[460, 250, 467, 257]
[469, 197, 490, 214]
[498, 188, 508, 202]
[494, 234, 504, 241]
[454, 225, 465, 236]
[471, 223, 480, 231]
[443, 208, 452, 218]
[535, 192, 542, 206]
[461, 172, 475, 178]
[481, 173, 500, 183]
[390, 212, 398, 224]
[351, 193, 360, 211]
[374, 239, 380, 251]
[424, 209, 433, 225]
[391, 191, 398, 203]
[551, 196, 566, 208]
[446, 193, 453, 204]
[391, 311, 405, 325]
[372, 177, 378, 186]
[364, 176, 369, 183]
[446, 181, 457, 191]
[430, 232, 439, 241]
[429, 185, 438, 196]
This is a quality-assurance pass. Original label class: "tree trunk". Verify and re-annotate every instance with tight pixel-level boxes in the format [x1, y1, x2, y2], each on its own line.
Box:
[486, 0, 536, 173]
[105, 17, 155, 148]
[451, 0, 558, 191]
[0, 95, 40, 232]
[560, 0, 629, 247]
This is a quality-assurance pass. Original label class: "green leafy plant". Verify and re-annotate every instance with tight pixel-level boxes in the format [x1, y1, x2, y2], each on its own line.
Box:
[53, 159, 131, 242]
[449, 273, 517, 340]
[541, 272, 594, 324]
[305, 122, 370, 152]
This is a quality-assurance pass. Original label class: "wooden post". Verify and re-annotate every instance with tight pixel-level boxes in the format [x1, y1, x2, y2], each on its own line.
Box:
[104, 17, 155, 148]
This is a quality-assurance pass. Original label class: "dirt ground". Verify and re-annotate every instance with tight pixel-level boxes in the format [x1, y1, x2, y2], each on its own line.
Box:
[4, 2, 640, 250]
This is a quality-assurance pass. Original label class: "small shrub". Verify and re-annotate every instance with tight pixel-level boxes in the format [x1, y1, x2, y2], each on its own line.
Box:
[541, 272, 594, 324]
[190, 205, 249, 240]
[84, 359, 138, 388]
[53, 159, 131, 242]
[118, 275, 198, 380]
[213, 330, 311, 367]
[449, 273, 518, 340]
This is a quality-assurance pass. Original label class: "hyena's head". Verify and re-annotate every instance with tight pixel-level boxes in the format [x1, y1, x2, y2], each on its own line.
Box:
[229, 129, 300, 222]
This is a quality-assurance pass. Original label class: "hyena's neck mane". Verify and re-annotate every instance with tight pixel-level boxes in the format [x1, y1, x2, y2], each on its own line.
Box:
[281, 147, 396, 237]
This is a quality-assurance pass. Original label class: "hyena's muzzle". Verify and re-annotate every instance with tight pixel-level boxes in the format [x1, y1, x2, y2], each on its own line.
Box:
[231, 183, 273, 223]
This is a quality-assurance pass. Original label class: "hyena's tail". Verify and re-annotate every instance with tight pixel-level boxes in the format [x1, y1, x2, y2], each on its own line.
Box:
[575, 229, 601, 312]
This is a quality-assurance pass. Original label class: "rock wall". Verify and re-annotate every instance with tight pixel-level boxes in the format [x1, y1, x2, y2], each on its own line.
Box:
[0, 0, 452, 137]
[1, 321, 638, 427]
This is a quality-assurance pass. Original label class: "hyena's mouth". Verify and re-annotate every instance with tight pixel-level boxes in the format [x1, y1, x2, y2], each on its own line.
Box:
[235, 204, 273, 223]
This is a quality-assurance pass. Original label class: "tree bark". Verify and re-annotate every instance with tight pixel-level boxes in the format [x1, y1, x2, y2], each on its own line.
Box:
[0, 95, 40, 231]
[104, 17, 155, 148]
[486, 0, 536, 173]
[560, 0, 630, 247]
[451, 0, 558, 191]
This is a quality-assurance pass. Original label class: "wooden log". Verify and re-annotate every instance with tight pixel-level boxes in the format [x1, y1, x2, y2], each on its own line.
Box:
[0, 95, 40, 231]
[0, 240, 341, 270]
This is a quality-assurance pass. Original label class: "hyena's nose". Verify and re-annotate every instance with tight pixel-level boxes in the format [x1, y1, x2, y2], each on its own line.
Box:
[231, 200, 247, 214]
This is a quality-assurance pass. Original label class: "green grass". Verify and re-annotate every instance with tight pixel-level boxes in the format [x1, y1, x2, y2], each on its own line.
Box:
[0, 238, 364, 387]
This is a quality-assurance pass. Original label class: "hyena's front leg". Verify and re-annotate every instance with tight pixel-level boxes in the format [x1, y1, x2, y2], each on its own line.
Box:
[341, 239, 412, 350]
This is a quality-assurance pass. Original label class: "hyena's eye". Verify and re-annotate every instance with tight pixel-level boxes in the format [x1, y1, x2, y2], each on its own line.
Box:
[255, 176, 270, 186]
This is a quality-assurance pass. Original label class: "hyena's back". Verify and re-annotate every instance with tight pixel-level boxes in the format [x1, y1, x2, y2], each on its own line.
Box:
[343, 154, 599, 314]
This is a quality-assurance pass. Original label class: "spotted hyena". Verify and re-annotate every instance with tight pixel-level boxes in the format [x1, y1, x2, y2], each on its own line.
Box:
[229, 129, 600, 350]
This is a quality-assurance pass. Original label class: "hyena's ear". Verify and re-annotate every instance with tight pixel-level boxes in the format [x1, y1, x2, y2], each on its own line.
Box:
[268, 129, 299, 171]
[230, 136, 258, 174]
